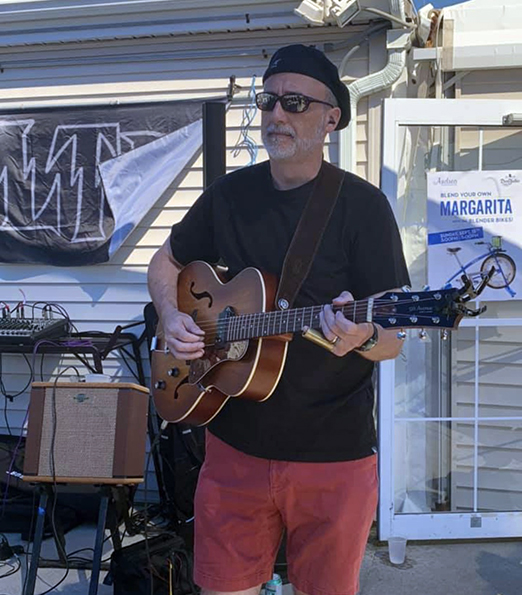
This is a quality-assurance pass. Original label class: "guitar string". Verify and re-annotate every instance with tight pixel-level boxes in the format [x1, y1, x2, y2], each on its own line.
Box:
[186, 295, 455, 334]
[198, 315, 454, 346]
[200, 312, 449, 346]
[194, 307, 454, 336]
[188, 296, 448, 331]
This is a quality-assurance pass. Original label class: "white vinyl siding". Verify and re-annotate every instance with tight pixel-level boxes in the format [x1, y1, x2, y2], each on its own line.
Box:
[457, 69, 522, 102]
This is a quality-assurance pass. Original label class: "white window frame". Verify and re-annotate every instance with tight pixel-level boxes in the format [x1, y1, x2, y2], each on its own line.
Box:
[379, 98, 522, 540]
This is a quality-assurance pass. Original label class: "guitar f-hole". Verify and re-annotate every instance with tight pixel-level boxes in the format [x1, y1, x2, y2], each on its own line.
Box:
[189, 282, 213, 308]
[174, 376, 190, 400]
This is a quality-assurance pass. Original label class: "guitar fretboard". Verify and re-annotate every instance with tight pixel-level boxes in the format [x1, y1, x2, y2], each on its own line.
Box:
[225, 300, 374, 342]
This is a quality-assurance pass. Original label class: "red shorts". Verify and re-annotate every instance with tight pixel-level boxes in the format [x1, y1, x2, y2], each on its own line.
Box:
[194, 432, 378, 595]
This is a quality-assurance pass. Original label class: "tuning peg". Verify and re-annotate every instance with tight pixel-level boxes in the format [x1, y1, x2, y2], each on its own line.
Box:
[419, 329, 428, 341]
[401, 285, 411, 292]
[397, 330, 407, 340]
[441, 329, 449, 341]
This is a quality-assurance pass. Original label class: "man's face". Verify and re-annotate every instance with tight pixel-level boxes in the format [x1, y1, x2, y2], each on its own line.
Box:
[261, 72, 339, 162]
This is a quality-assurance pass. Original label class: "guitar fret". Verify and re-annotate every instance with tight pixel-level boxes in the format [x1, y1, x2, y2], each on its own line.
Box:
[367, 298, 374, 322]
[238, 315, 244, 340]
[240, 314, 245, 340]
[230, 315, 235, 342]
[247, 313, 254, 340]
[237, 315, 242, 340]
[225, 317, 231, 342]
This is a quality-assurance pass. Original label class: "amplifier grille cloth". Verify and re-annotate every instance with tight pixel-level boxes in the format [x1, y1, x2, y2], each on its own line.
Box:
[38, 386, 117, 478]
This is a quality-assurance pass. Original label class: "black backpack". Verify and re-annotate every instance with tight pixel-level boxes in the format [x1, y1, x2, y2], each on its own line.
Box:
[106, 532, 199, 595]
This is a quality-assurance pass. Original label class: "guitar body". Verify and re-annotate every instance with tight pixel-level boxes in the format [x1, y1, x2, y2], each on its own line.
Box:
[151, 261, 290, 425]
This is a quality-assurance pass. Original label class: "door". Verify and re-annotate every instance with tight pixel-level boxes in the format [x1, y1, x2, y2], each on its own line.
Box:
[379, 99, 522, 540]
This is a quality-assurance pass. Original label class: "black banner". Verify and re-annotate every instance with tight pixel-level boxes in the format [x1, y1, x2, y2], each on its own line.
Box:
[0, 100, 204, 265]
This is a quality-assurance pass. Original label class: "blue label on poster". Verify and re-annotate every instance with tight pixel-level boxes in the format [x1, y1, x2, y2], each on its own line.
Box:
[428, 227, 484, 246]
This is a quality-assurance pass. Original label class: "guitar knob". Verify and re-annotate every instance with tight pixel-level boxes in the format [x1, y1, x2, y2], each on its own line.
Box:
[168, 368, 180, 377]
[154, 380, 166, 390]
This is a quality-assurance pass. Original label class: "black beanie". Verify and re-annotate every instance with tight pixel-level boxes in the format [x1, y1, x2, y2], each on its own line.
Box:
[262, 44, 351, 130]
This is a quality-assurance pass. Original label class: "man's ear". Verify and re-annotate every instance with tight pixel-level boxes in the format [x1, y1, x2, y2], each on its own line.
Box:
[326, 107, 341, 132]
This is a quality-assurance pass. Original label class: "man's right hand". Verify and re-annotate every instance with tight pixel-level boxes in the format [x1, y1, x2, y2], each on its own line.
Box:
[163, 310, 205, 360]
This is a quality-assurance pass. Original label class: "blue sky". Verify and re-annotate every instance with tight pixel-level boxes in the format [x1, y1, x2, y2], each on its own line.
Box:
[415, 0, 468, 7]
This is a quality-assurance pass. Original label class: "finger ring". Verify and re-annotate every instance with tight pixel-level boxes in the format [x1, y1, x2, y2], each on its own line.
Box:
[331, 335, 340, 345]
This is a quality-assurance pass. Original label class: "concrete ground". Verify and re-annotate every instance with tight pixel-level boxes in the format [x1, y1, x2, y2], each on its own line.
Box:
[358, 533, 522, 595]
[1, 524, 521, 595]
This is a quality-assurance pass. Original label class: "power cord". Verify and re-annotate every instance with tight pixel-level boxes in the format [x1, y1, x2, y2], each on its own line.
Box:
[0, 533, 21, 561]
[0, 554, 21, 579]
[0, 533, 23, 580]
[20, 366, 82, 595]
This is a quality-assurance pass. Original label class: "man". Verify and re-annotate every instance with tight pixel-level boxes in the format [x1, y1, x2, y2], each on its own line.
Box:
[148, 45, 410, 595]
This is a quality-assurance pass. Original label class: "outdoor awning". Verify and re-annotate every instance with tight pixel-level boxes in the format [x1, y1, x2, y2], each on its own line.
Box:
[442, 0, 522, 71]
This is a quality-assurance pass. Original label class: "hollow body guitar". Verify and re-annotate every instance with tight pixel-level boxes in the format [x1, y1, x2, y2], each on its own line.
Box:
[151, 260, 485, 426]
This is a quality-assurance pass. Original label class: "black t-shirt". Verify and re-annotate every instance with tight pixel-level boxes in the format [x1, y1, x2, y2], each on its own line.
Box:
[169, 161, 410, 462]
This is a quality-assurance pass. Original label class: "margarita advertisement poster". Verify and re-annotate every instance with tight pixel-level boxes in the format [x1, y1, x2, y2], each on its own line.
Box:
[427, 170, 522, 300]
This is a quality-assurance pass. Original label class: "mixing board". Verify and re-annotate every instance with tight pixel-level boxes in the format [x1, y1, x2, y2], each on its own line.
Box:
[0, 317, 70, 345]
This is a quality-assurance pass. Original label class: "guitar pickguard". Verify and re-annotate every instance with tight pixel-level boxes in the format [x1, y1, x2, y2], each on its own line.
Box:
[189, 340, 249, 384]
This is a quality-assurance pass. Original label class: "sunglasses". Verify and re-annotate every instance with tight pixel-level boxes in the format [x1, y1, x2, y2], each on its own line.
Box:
[255, 92, 335, 114]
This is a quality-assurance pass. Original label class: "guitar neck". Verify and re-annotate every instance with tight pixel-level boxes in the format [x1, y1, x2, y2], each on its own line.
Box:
[225, 299, 375, 343]
[221, 285, 471, 342]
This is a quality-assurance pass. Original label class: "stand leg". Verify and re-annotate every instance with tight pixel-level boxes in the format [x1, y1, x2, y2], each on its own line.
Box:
[107, 487, 124, 551]
[148, 400, 172, 518]
[45, 485, 67, 564]
[23, 489, 49, 595]
[88, 489, 109, 595]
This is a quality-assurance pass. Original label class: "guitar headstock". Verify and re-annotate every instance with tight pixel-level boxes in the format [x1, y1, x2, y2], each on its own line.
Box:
[374, 284, 487, 331]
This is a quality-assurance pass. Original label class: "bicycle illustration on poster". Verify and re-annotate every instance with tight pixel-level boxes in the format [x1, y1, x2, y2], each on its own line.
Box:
[427, 171, 522, 301]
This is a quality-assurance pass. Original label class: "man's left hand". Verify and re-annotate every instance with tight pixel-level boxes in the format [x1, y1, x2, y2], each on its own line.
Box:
[320, 290, 373, 357]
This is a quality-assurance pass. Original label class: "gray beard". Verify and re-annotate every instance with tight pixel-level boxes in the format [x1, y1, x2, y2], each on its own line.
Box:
[262, 120, 326, 161]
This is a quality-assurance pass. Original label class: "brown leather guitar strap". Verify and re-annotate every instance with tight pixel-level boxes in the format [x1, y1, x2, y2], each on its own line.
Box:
[275, 161, 345, 311]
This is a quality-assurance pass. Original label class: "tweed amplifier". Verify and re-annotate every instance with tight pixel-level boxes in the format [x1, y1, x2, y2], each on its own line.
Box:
[23, 382, 150, 484]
